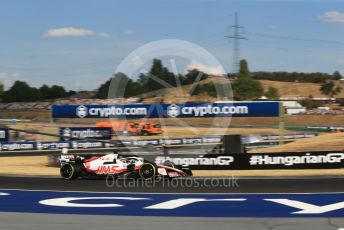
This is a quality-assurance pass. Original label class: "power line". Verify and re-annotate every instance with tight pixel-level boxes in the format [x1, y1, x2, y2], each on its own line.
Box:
[249, 32, 343, 45]
[225, 12, 248, 73]
[242, 43, 344, 56]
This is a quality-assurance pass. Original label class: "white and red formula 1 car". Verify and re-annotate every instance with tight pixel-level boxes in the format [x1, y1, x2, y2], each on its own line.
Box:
[59, 153, 192, 180]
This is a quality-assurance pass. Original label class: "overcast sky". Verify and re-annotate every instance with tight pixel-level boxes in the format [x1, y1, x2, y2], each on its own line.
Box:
[0, 0, 343, 90]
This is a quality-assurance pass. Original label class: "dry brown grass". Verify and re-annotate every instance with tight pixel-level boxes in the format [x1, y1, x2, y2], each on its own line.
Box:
[151, 78, 344, 103]
[7, 122, 92, 141]
[260, 80, 344, 98]
[161, 76, 231, 103]
[0, 156, 59, 176]
[161, 127, 299, 138]
[0, 110, 50, 121]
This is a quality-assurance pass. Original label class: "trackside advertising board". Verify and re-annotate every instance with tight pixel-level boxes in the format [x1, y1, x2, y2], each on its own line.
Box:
[151, 151, 344, 170]
[59, 127, 112, 141]
[0, 128, 9, 142]
[0, 141, 107, 151]
[51, 102, 280, 119]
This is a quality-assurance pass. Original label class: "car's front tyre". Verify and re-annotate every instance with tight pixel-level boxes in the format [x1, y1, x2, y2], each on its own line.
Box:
[182, 168, 193, 177]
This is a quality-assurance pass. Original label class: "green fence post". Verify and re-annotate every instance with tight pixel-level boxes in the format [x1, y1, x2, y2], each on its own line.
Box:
[279, 102, 285, 145]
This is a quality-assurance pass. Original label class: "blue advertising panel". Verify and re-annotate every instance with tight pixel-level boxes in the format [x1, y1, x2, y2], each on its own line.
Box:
[36, 141, 71, 150]
[0, 140, 110, 151]
[0, 128, 9, 142]
[0, 141, 36, 151]
[52, 102, 280, 119]
[59, 127, 112, 141]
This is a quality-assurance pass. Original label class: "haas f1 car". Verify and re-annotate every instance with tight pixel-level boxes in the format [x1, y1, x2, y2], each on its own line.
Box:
[59, 153, 192, 180]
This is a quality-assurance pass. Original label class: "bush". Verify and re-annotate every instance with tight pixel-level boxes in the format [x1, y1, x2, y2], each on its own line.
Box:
[264, 86, 279, 100]
[298, 98, 323, 109]
[232, 77, 264, 100]
[191, 83, 228, 98]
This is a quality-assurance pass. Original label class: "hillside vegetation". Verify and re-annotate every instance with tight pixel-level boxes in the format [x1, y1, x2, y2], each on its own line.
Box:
[144, 78, 344, 104]
[260, 80, 344, 98]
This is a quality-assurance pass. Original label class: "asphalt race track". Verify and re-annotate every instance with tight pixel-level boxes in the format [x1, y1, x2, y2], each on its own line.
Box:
[1, 176, 344, 229]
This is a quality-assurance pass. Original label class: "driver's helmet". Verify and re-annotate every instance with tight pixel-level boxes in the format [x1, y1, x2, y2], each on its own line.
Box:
[126, 158, 137, 164]
[163, 160, 176, 168]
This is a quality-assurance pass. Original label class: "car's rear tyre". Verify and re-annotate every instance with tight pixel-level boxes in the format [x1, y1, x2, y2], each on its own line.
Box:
[60, 163, 80, 180]
[139, 163, 156, 180]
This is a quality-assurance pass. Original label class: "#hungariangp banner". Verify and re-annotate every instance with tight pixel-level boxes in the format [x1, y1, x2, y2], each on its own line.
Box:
[51, 102, 280, 119]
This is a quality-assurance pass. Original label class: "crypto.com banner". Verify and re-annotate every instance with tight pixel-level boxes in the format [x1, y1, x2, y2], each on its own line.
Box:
[59, 127, 112, 141]
[51, 102, 279, 119]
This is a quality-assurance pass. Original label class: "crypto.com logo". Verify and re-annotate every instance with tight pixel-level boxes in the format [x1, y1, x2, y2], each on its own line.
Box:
[108, 39, 233, 153]
[76, 105, 88, 118]
[166, 104, 180, 118]
[62, 128, 72, 141]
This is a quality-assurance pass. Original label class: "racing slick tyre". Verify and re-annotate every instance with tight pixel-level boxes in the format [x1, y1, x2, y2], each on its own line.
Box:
[60, 163, 81, 180]
[138, 163, 156, 180]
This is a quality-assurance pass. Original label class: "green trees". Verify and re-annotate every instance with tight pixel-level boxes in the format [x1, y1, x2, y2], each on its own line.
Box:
[94, 79, 111, 99]
[192, 83, 216, 98]
[232, 78, 264, 100]
[320, 81, 342, 98]
[333, 71, 343, 80]
[232, 59, 264, 100]
[39, 84, 69, 99]
[95, 59, 208, 98]
[2, 81, 75, 102]
[94, 58, 282, 101]
[239, 59, 250, 77]
[145, 59, 176, 90]
[146, 59, 175, 92]
[112, 72, 144, 98]
[264, 86, 279, 100]
[95, 73, 145, 99]
[179, 69, 208, 85]
[3, 81, 41, 102]
[95, 72, 153, 99]
[299, 96, 323, 109]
